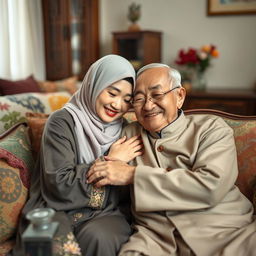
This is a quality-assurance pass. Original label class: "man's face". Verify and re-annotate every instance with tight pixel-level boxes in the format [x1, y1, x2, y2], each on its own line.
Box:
[133, 67, 186, 132]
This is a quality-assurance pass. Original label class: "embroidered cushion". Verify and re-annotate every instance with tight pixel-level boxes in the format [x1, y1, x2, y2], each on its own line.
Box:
[38, 76, 78, 95]
[223, 118, 256, 203]
[25, 112, 49, 157]
[0, 75, 40, 96]
[0, 92, 71, 134]
[0, 123, 34, 255]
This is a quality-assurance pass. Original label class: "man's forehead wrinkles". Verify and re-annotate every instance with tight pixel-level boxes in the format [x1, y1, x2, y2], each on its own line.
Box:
[134, 84, 162, 95]
[149, 84, 162, 90]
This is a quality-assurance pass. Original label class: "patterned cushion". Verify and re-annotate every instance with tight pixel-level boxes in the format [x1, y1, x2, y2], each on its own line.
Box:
[25, 112, 49, 157]
[0, 75, 40, 96]
[0, 123, 34, 255]
[223, 118, 256, 204]
[38, 76, 78, 95]
[0, 92, 71, 134]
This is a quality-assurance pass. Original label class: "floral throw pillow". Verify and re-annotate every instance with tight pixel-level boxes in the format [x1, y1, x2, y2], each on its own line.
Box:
[0, 92, 71, 134]
[0, 123, 34, 255]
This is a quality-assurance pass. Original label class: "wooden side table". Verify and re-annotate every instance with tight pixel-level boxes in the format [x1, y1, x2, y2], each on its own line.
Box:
[183, 89, 256, 115]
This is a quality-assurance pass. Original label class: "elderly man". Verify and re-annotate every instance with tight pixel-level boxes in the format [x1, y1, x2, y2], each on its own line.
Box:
[87, 64, 256, 256]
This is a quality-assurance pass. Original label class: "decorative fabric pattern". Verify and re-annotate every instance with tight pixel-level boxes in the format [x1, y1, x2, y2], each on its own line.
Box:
[223, 118, 256, 204]
[0, 123, 35, 254]
[7, 94, 46, 112]
[0, 92, 71, 134]
[88, 185, 105, 209]
[0, 168, 22, 203]
[53, 232, 82, 256]
[0, 124, 34, 188]
[0, 160, 28, 249]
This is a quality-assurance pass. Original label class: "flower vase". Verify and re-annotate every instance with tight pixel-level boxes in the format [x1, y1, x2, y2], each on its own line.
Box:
[128, 22, 140, 31]
[192, 70, 207, 91]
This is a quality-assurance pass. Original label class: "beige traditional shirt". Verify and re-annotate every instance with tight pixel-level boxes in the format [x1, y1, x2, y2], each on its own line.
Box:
[120, 112, 256, 256]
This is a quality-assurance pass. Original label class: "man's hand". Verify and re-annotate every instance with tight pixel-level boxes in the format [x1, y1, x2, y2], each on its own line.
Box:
[86, 158, 135, 187]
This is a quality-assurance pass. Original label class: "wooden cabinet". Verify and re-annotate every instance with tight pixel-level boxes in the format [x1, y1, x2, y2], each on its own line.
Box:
[42, 0, 99, 80]
[183, 90, 256, 115]
[112, 30, 162, 70]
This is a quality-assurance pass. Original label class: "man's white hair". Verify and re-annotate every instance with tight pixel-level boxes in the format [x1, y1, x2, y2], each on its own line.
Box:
[137, 63, 182, 89]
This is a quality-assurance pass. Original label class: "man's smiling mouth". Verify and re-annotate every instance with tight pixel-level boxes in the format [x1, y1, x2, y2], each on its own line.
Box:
[144, 112, 162, 118]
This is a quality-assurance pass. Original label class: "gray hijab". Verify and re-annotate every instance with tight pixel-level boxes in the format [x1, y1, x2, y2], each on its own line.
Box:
[64, 55, 135, 164]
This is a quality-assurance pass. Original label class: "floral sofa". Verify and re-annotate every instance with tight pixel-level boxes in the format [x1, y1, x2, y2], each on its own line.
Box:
[0, 104, 256, 255]
[0, 91, 79, 256]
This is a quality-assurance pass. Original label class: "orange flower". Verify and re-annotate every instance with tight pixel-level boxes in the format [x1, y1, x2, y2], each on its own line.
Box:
[211, 49, 219, 58]
[201, 45, 211, 53]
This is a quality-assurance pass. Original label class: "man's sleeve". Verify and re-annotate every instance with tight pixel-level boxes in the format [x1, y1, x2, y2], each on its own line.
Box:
[133, 125, 238, 212]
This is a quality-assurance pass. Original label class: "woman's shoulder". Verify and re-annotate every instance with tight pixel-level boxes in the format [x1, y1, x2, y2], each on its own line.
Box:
[48, 109, 73, 123]
[46, 109, 75, 132]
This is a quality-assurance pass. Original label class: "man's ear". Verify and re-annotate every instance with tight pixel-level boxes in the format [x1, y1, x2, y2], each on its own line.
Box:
[176, 87, 186, 109]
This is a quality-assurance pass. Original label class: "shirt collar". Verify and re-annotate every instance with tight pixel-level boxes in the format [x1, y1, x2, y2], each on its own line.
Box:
[147, 109, 185, 139]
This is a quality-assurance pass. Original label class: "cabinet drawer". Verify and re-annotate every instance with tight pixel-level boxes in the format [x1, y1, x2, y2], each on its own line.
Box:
[184, 99, 253, 115]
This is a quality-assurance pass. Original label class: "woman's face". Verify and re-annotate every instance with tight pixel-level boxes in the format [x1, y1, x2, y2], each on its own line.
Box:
[96, 80, 133, 123]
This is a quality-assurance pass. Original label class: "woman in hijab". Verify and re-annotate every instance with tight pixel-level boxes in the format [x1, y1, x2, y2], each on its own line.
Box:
[11, 55, 142, 256]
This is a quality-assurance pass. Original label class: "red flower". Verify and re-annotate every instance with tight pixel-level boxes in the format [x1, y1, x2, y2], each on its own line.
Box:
[0, 102, 10, 111]
[175, 45, 219, 73]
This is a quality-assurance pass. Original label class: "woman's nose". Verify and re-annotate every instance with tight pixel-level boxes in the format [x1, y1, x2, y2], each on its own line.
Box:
[111, 98, 122, 109]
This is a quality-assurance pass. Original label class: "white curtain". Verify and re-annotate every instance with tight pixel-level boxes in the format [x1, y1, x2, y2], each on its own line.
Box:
[0, 0, 45, 80]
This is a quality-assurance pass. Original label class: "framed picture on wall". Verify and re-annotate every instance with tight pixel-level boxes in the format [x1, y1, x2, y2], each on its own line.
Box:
[208, 0, 256, 15]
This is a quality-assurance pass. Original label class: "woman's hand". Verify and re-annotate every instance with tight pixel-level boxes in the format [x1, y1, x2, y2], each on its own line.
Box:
[107, 135, 143, 162]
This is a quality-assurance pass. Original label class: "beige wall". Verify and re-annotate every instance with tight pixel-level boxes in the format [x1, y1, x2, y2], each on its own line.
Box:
[100, 0, 256, 90]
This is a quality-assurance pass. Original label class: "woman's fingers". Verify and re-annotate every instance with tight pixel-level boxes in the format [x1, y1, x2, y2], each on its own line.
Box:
[124, 135, 140, 145]
[113, 136, 127, 145]
[133, 144, 143, 153]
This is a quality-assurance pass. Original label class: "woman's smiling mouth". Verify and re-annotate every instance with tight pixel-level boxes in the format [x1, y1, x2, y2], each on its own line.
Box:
[104, 107, 119, 117]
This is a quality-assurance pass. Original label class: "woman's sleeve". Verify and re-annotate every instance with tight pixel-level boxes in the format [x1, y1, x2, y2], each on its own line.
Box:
[39, 112, 108, 211]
